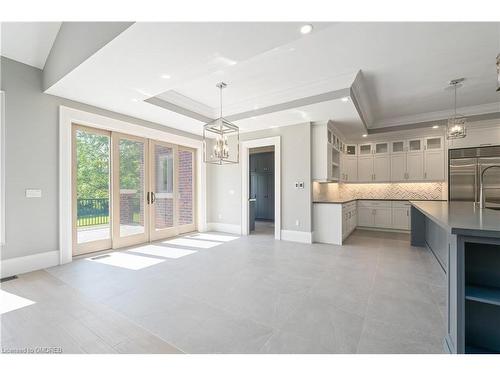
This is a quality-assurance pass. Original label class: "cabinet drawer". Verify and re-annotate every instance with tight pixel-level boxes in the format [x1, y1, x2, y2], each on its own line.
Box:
[358, 200, 391, 208]
[392, 201, 411, 208]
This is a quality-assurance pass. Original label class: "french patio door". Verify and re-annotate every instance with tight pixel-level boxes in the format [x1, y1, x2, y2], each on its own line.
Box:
[111, 132, 149, 249]
[72, 125, 196, 256]
[149, 141, 196, 240]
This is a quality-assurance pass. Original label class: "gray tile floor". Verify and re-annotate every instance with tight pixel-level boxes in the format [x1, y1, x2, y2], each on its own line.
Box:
[0, 229, 447, 354]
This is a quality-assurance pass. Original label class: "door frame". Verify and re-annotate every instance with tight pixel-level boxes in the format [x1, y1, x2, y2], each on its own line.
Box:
[241, 136, 281, 239]
[60, 106, 206, 265]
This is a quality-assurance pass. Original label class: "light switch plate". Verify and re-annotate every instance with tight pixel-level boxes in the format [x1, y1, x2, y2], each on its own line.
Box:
[26, 189, 42, 198]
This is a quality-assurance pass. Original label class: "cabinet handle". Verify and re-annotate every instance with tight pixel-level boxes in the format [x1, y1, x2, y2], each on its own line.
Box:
[424, 172, 427, 179]
[406, 209, 409, 217]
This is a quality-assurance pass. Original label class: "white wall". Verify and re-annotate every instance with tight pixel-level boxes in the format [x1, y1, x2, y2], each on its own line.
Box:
[207, 123, 312, 233]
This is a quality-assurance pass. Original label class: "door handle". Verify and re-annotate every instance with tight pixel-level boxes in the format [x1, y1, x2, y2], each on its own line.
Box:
[151, 192, 156, 204]
[147, 192, 150, 204]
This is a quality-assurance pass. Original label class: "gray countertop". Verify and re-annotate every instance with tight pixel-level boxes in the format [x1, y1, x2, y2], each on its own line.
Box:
[313, 198, 445, 204]
[410, 201, 500, 235]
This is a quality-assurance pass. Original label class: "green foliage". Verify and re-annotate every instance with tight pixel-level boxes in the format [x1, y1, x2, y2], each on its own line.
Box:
[76, 131, 110, 199]
[76, 132, 143, 199]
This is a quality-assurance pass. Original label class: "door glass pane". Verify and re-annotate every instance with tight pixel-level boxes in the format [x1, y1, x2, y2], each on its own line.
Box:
[154, 144, 174, 229]
[376, 143, 388, 153]
[119, 138, 145, 237]
[392, 141, 404, 153]
[76, 129, 110, 244]
[426, 137, 442, 150]
[360, 144, 371, 155]
[409, 139, 421, 151]
[178, 149, 194, 225]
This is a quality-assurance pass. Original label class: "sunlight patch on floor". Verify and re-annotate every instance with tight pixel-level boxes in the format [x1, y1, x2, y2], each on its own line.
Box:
[127, 245, 197, 259]
[162, 238, 222, 249]
[187, 233, 239, 242]
[86, 252, 165, 270]
[0, 289, 36, 315]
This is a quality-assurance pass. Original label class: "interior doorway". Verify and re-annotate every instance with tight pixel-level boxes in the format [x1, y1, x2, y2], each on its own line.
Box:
[249, 147, 275, 236]
[72, 124, 196, 256]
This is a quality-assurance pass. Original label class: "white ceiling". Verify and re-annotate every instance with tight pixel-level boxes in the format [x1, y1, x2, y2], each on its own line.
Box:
[1, 22, 61, 69]
[16, 22, 500, 136]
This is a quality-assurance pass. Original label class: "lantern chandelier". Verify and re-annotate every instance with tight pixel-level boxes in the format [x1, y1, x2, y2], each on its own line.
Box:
[203, 82, 239, 165]
[446, 78, 467, 140]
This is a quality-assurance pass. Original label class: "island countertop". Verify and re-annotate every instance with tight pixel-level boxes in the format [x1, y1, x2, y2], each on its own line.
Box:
[410, 200, 500, 236]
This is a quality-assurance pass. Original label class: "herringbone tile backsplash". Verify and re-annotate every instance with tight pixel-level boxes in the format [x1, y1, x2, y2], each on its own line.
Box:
[313, 182, 446, 201]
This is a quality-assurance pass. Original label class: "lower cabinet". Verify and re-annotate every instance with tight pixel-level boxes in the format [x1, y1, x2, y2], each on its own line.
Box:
[357, 200, 411, 231]
[342, 202, 357, 240]
[392, 202, 411, 230]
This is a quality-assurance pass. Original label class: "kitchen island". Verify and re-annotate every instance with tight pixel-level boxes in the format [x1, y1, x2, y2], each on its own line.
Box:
[410, 201, 500, 354]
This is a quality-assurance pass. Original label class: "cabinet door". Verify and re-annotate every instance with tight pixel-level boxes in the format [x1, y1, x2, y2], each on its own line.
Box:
[358, 143, 373, 156]
[358, 156, 374, 182]
[424, 150, 445, 181]
[424, 136, 444, 151]
[407, 152, 424, 180]
[391, 140, 406, 154]
[392, 207, 410, 230]
[408, 138, 423, 153]
[373, 155, 390, 182]
[344, 156, 358, 182]
[358, 207, 374, 227]
[374, 208, 392, 228]
[342, 209, 347, 238]
[391, 153, 407, 181]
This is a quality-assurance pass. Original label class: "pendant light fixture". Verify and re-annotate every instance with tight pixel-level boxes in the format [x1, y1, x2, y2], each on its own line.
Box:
[446, 78, 467, 140]
[203, 82, 239, 165]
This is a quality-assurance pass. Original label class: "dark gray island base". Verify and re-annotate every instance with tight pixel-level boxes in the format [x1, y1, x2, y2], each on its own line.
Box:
[410, 201, 500, 354]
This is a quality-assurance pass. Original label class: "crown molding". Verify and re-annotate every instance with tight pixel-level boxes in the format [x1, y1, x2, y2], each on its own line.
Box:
[371, 102, 500, 129]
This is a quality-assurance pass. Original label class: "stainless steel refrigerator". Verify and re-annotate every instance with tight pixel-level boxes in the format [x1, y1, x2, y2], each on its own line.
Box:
[449, 146, 500, 209]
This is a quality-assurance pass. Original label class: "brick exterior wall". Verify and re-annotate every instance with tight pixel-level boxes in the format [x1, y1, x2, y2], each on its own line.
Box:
[178, 150, 193, 225]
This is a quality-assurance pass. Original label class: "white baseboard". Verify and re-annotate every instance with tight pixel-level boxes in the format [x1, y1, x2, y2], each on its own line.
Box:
[280, 230, 312, 244]
[206, 222, 242, 235]
[356, 226, 410, 234]
[1, 250, 60, 279]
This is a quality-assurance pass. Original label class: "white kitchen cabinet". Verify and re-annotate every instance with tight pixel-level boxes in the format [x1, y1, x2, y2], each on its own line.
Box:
[373, 154, 390, 182]
[392, 202, 411, 230]
[408, 138, 423, 153]
[374, 207, 392, 228]
[407, 152, 424, 181]
[357, 206, 374, 227]
[358, 143, 373, 156]
[391, 153, 407, 181]
[358, 156, 374, 182]
[424, 136, 444, 151]
[341, 155, 358, 182]
[424, 150, 445, 181]
[312, 123, 340, 181]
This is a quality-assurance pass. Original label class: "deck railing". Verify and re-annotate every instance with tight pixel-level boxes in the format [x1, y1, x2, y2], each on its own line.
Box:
[77, 198, 109, 227]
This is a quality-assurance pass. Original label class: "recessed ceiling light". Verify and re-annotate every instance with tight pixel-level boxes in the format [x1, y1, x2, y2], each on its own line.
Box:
[362, 134, 368, 138]
[161, 74, 171, 79]
[432, 125, 439, 129]
[300, 24, 313, 35]
[341, 97, 350, 102]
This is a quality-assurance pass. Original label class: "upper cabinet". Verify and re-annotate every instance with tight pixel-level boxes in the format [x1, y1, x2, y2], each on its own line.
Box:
[337, 135, 445, 183]
[312, 123, 341, 182]
[424, 136, 444, 151]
